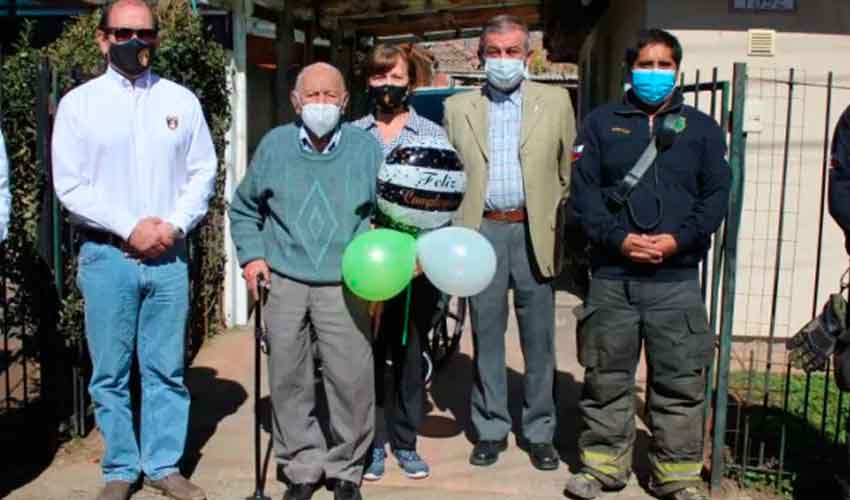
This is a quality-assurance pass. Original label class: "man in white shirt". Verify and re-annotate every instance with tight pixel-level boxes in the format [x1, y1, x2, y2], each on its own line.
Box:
[0, 131, 10, 242]
[51, 1, 217, 499]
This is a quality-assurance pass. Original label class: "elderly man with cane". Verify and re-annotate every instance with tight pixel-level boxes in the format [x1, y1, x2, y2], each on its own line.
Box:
[230, 62, 383, 500]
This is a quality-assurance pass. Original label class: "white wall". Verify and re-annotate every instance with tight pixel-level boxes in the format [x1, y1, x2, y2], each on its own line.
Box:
[224, 0, 250, 327]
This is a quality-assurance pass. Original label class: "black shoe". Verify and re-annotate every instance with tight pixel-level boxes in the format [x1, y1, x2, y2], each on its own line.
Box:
[469, 438, 509, 466]
[528, 442, 560, 471]
[283, 483, 317, 500]
[333, 480, 362, 500]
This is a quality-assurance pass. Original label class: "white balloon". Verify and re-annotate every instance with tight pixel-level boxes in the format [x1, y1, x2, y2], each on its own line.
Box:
[416, 227, 497, 297]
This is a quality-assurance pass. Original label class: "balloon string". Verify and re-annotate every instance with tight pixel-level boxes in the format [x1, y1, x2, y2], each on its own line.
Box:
[401, 282, 412, 347]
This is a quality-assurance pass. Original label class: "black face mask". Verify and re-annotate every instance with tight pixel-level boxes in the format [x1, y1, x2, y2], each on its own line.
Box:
[368, 84, 409, 113]
[108, 38, 155, 79]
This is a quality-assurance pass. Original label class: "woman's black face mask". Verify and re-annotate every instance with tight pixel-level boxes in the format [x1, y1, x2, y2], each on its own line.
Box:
[368, 84, 409, 113]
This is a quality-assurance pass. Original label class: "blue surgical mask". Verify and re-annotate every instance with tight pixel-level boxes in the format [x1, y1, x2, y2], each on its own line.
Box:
[485, 58, 526, 91]
[631, 69, 676, 105]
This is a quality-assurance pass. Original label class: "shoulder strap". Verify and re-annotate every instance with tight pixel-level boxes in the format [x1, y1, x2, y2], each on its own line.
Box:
[607, 139, 658, 208]
[607, 112, 683, 207]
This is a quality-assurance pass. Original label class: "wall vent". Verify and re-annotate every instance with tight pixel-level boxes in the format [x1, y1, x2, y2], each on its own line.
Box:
[748, 29, 777, 57]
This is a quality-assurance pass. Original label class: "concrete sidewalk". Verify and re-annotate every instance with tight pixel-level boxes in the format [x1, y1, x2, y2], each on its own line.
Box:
[9, 291, 666, 500]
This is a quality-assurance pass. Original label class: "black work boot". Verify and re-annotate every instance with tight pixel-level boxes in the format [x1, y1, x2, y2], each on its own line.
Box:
[564, 473, 603, 499]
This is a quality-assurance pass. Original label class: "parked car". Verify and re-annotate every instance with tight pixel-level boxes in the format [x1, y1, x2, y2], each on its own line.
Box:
[408, 86, 477, 126]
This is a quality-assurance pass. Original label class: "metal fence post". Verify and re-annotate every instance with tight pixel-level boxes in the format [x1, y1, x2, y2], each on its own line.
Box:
[49, 68, 61, 299]
[705, 73, 729, 427]
[0, 44, 8, 415]
[761, 68, 796, 415]
[711, 62, 748, 491]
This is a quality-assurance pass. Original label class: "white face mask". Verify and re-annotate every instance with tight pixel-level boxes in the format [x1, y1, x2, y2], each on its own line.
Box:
[484, 58, 526, 91]
[300, 103, 341, 139]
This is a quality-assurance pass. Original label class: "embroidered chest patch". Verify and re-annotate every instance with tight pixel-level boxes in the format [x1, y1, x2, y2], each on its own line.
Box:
[166, 115, 179, 130]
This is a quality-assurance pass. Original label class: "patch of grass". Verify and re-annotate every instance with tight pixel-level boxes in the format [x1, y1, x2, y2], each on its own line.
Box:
[727, 370, 849, 499]
[729, 370, 848, 448]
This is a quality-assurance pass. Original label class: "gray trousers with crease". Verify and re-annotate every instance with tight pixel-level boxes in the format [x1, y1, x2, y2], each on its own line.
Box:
[264, 273, 374, 484]
[469, 219, 557, 444]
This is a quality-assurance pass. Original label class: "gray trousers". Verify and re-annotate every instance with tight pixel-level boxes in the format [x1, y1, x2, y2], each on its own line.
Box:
[469, 219, 556, 444]
[264, 273, 374, 484]
[576, 278, 712, 496]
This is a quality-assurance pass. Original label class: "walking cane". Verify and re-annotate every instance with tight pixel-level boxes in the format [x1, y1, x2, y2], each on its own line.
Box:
[248, 273, 270, 500]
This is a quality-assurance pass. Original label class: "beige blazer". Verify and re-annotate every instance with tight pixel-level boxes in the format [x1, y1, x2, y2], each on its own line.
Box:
[443, 80, 576, 278]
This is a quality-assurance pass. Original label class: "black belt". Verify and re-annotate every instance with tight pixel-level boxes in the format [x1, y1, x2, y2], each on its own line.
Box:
[78, 228, 125, 249]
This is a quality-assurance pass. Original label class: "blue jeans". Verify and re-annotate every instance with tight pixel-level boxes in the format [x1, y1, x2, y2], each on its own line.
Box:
[77, 240, 190, 482]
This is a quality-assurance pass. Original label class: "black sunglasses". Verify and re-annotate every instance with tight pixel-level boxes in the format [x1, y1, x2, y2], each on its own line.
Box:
[103, 27, 159, 44]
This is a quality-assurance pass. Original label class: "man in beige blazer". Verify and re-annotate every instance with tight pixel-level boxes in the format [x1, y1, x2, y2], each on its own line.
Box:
[443, 14, 576, 471]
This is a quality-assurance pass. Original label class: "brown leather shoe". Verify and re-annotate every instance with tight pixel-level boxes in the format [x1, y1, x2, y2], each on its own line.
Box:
[144, 473, 206, 500]
[95, 481, 133, 500]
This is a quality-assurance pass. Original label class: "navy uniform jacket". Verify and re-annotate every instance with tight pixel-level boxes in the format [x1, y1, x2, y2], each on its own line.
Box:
[571, 90, 732, 281]
[829, 105, 850, 254]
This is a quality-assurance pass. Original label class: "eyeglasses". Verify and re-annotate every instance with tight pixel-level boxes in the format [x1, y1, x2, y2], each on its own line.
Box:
[103, 27, 159, 44]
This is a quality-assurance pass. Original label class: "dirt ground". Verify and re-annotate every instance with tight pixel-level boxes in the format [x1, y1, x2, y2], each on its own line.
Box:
[6, 292, 784, 500]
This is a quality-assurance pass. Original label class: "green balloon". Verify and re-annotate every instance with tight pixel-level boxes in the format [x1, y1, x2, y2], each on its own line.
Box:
[342, 229, 416, 301]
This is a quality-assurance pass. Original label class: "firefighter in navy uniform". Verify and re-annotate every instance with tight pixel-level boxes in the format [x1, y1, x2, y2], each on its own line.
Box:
[830, 106, 850, 267]
[564, 29, 731, 500]
[827, 104, 850, 500]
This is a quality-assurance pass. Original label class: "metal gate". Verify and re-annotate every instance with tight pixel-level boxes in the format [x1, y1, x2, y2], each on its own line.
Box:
[726, 64, 850, 498]
[0, 55, 90, 496]
[684, 61, 850, 498]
